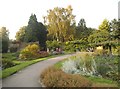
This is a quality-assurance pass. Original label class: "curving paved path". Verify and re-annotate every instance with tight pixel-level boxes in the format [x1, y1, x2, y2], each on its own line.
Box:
[1, 54, 75, 87]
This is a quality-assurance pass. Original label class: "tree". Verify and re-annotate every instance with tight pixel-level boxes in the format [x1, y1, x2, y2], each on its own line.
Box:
[24, 14, 39, 42]
[75, 19, 89, 39]
[78, 18, 86, 27]
[99, 19, 113, 54]
[88, 30, 110, 46]
[37, 22, 48, 50]
[88, 19, 114, 55]
[75, 18, 94, 45]
[24, 14, 48, 50]
[15, 26, 26, 42]
[110, 19, 120, 39]
[0, 27, 9, 53]
[99, 19, 110, 32]
[44, 5, 76, 42]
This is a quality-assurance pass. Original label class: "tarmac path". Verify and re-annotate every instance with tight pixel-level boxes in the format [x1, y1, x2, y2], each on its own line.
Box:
[1, 54, 75, 87]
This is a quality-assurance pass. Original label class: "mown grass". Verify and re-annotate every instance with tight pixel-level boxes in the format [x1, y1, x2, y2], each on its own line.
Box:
[54, 58, 67, 69]
[2, 52, 19, 60]
[87, 76, 114, 84]
[1, 53, 65, 79]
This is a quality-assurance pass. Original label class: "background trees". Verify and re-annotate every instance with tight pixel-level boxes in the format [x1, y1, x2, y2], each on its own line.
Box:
[15, 26, 26, 42]
[75, 18, 94, 40]
[16, 14, 48, 50]
[110, 19, 120, 40]
[24, 14, 39, 42]
[44, 5, 75, 42]
[25, 14, 48, 50]
[88, 19, 120, 55]
[0, 27, 9, 53]
[88, 19, 110, 48]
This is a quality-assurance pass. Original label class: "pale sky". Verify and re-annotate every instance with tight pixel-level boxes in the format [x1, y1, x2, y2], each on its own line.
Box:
[0, 0, 119, 39]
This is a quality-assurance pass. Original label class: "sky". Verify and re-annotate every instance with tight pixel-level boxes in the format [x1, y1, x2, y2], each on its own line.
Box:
[0, 0, 119, 39]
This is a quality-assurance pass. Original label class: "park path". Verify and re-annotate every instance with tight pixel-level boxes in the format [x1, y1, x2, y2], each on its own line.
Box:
[2, 53, 76, 87]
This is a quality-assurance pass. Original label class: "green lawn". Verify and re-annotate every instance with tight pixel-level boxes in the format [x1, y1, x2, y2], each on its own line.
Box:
[2, 52, 19, 60]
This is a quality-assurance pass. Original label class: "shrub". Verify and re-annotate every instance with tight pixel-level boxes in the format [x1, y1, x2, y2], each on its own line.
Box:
[19, 44, 49, 60]
[38, 51, 49, 58]
[19, 44, 40, 60]
[62, 53, 98, 76]
[94, 49, 109, 56]
[63, 40, 88, 52]
[2, 59, 15, 69]
[40, 66, 92, 87]
[46, 41, 62, 50]
[62, 59, 78, 74]
[94, 56, 119, 81]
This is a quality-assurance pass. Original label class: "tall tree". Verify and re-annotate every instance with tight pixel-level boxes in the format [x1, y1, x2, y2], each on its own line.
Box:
[99, 19, 110, 32]
[15, 26, 26, 42]
[75, 18, 94, 40]
[24, 14, 38, 42]
[24, 14, 47, 50]
[78, 18, 86, 27]
[44, 5, 76, 42]
[110, 19, 120, 39]
[0, 27, 9, 53]
[88, 19, 114, 55]
[88, 30, 109, 46]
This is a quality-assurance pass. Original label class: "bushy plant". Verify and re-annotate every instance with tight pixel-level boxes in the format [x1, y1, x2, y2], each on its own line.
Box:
[2, 59, 15, 69]
[19, 44, 40, 60]
[62, 53, 98, 76]
[40, 66, 92, 87]
[61, 53, 119, 81]
[38, 51, 49, 58]
[63, 40, 88, 52]
[62, 59, 78, 74]
[46, 41, 62, 50]
[94, 48, 109, 56]
[63, 43, 76, 52]
[19, 44, 49, 60]
[94, 56, 119, 81]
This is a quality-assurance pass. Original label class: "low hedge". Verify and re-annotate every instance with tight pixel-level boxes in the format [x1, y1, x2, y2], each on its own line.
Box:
[40, 66, 92, 87]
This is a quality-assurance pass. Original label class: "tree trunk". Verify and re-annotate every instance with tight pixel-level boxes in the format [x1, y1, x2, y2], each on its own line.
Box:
[108, 45, 112, 57]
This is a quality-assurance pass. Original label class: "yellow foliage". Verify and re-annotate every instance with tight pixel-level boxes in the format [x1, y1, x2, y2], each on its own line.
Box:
[19, 44, 40, 60]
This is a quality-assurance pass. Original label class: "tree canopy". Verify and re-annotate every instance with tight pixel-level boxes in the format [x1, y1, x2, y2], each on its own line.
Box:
[15, 26, 26, 42]
[44, 5, 76, 42]
[75, 18, 94, 40]
[24, 14, 48, 50]
[0, 27, 9, 53]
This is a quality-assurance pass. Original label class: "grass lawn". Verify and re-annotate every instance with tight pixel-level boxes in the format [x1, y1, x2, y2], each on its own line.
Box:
[87, 76, 118, 87]
[2, 52, 19, 60]
[1, 53, 66, 79]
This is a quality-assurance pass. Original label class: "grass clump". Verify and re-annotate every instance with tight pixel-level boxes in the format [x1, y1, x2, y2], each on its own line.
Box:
[40, 66, 92, 87]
